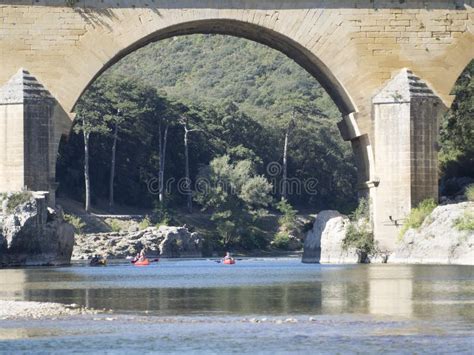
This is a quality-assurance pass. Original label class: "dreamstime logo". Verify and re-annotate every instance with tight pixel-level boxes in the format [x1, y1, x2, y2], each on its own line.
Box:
[147, 161, 320, 196]
[265, 161, 319, 196]
[266, 161, 282, 177]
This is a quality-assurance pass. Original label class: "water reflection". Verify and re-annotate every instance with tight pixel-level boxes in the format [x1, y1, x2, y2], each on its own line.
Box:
[368, 266, 413, 317]
[0, 261, 473, 321]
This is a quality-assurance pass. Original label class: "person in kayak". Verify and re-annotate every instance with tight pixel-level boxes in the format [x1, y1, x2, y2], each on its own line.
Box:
[131, 249, 146, 263]
[223, 251, 234, 261]
[90, 254, 107, 266]
[138, 248, 146, 262]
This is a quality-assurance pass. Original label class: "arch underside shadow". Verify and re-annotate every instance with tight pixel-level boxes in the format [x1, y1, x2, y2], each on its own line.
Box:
[74, 19, 372, 186]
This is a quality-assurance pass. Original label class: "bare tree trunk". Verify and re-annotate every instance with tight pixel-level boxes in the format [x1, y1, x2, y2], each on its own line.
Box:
[83, 129, 91, 213]
[282, 126, 289, 200]
[108, 121, 118, 209]
[159, 124, 169, 203]
[282, 112, 296, 201]
[183, 123, 192, 213]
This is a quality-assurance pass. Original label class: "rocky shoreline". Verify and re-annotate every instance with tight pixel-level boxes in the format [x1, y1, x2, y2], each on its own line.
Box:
[73, 225, 203, 260]
[390, 202, 474, 265]
[0, 192, 74, 267]
[303, 202, 474, 265]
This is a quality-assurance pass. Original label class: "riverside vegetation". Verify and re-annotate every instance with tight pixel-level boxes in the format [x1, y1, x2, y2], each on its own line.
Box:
[55, 35, 473, 254]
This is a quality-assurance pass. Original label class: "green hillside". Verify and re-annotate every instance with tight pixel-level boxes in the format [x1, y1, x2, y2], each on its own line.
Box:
[57, 34, 358, 227]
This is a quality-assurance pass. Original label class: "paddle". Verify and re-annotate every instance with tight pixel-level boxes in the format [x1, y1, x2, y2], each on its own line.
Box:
[213, 258, 242, 263]
[131, 258, 159, 264]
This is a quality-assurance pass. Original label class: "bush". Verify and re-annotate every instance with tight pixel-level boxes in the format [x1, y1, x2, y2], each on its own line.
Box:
[64, 214, 86, 234]
[343, 198, 374, 255]
[465, 184, 474, 201]
[152, 202, 173, 226]
[274, 199, 300, 249]
[349, 197, 370, 221]
[343, 222, 375, 254]
[139, 216, 152, 230]
[400, 198, 437, 237]
[454, 210, 474, 232]
[106, 218, 124, 233]
[272, 232, 291, 250]
[1, 191, 33, 213]
[276, 199, 297, 231]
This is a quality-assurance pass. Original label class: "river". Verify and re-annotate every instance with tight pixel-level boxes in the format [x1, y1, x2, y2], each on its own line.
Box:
[0, 258, 473, 354]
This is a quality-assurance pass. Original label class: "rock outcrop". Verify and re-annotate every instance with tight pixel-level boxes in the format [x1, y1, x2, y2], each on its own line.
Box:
[73, 225, 203, 260]
[389, 202, 474, 265]
[302, 211, 359, 264]
[0, 192, 75, 267]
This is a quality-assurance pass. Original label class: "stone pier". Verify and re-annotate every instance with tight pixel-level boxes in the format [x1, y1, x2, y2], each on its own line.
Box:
[373, 69, 445, 250]
[0, 69, 69, 206]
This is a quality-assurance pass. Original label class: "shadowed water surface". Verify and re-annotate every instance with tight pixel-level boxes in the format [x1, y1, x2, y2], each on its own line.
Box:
[0, 258, 473, 353]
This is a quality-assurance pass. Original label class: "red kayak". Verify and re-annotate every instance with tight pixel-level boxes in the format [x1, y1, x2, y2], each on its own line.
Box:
[133, 259, 150, 266]
[223, 259, 235, 265]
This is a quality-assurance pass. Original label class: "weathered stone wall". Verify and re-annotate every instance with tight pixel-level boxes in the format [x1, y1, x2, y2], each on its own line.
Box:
[372, 69, 445, 249]
[0, 69, 69, 205]
[0, 104, 24, 191]
[0, 1, 472, 120]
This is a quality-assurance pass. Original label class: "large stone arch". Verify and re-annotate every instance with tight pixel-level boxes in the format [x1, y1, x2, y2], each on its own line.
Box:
[1, 1, 472, 251]
[68, 18, 374, 191]
[76, 19, 358, 116]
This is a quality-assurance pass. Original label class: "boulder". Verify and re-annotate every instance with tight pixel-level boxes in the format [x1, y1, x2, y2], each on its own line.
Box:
[73, 225, 203, 260]
[390, 202, 474, 265]
[302, 211, 359, 264]
[0, 193, 75, 267]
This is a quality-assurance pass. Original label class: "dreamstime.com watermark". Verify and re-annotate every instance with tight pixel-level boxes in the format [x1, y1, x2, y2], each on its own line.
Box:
[146, 161, 321, 197]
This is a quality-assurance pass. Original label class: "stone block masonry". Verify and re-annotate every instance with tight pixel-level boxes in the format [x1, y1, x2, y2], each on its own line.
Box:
[0, 1, 472, 250]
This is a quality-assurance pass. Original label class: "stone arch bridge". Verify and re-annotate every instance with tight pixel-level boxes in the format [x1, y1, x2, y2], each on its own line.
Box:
[0, 0, 473, 251]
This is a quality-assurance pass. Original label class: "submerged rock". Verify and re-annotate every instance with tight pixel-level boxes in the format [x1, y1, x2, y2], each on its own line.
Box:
[73, 225, 202, 260]
[389, 202, 474, 265]
[302, 211, 359, 264]
[0, 192, 74, 267]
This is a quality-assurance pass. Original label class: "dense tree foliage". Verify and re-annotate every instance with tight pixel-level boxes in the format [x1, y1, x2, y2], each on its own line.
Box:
[194, 155, 273, 249]
[56, 35, 472, 250]
[440, 60, 474, 179]
[57, 34, 358, 216]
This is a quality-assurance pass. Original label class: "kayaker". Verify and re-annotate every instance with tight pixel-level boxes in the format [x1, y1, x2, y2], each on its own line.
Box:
[132, 252, 140, 263]
[138, 248, 146, 262]
[90, 254, 106, 266]
[223, 251, 234, 261]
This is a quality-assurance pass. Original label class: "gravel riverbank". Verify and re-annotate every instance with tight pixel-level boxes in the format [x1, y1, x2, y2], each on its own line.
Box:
[0, 301, 99, 320]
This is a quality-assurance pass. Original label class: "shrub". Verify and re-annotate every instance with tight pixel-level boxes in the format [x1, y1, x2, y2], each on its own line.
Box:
[400, 198, 437, 237]
[64, 214, 86, 234]
[465, 184, 474, 202]
[139, 216, 152, 230]
[152, 202, 173, 226]
[274, 199, 300, 249]
[454, 210, 474, 232]
[272, 232, 291, 250]
[349, 197, 370, 221]
[343, 222, 375, 254]
[343, 198, 374, 255]
[106, 218, 124, 233]
[1, 191, 33, 213]
[276, 199, 298, 231]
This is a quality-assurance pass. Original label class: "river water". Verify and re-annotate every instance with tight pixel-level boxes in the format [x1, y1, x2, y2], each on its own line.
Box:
[0, 258, 473, 354]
